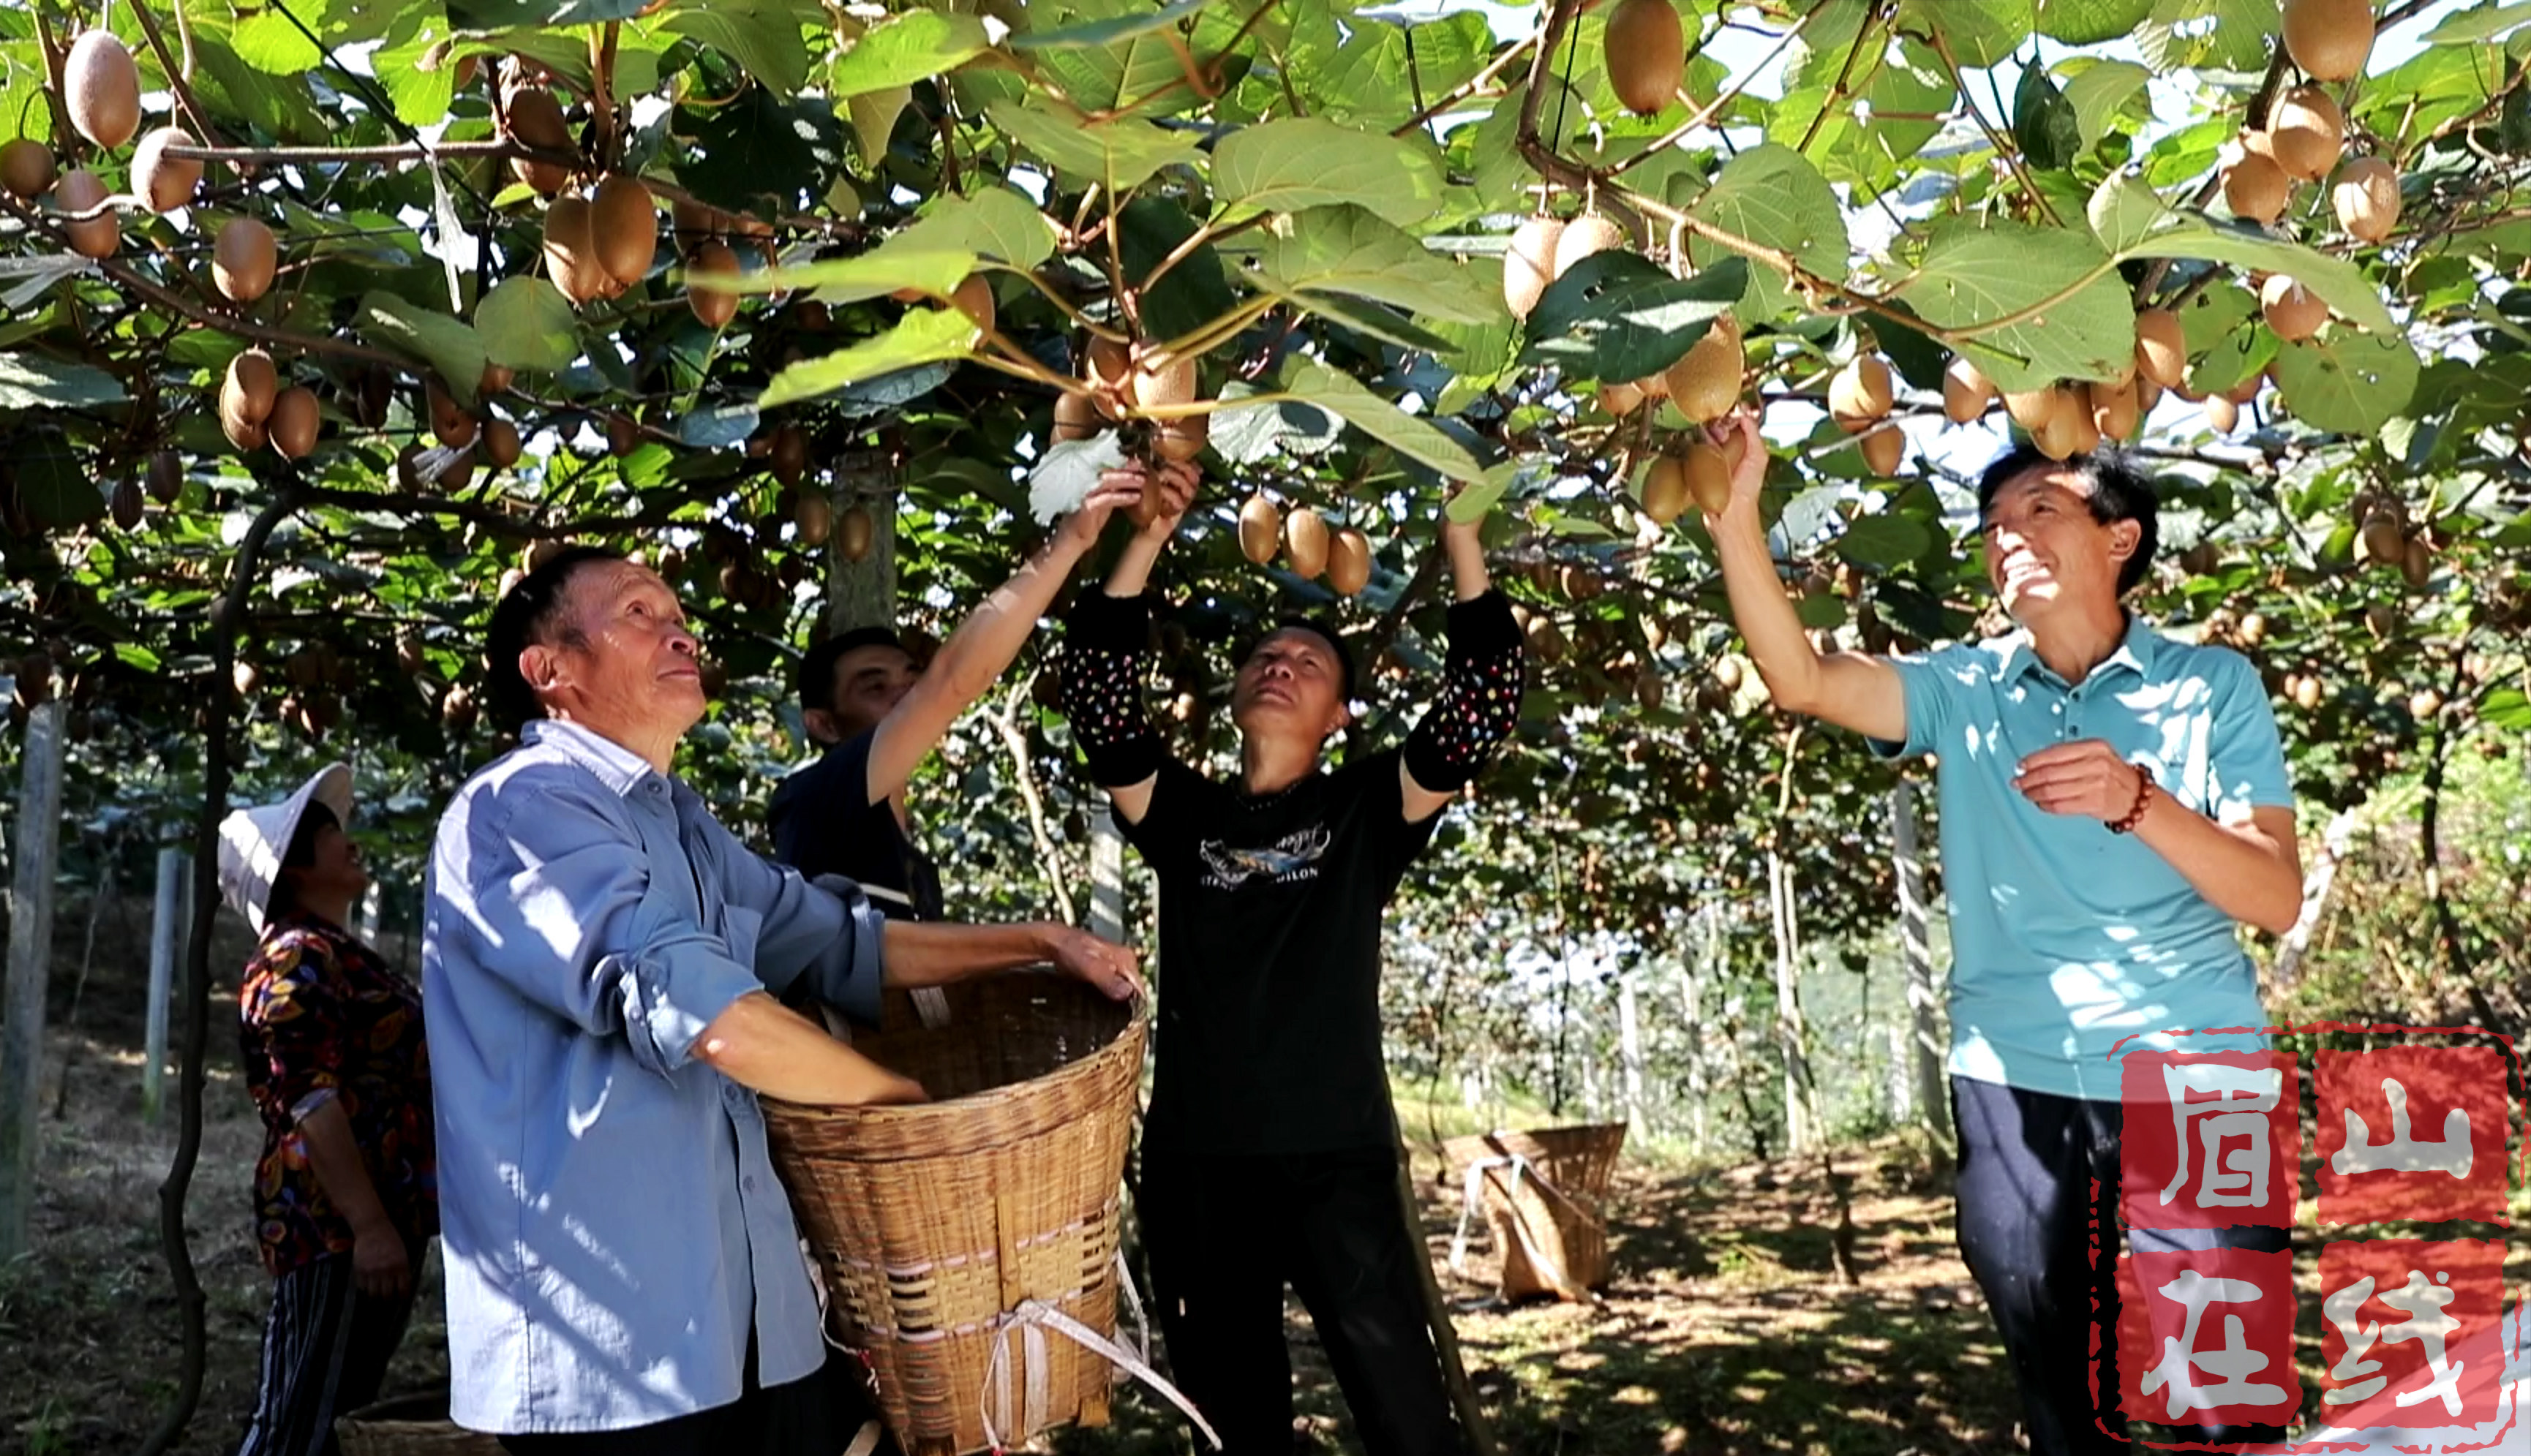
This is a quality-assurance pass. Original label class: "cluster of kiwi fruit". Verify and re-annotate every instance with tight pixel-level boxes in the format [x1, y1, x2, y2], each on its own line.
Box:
[1054, 334, 1209, 468]
[2221, 1, 2395, 244]
[1235, 494, 1373, 596]
[1934, 306, 2200, 453]
[2350, 488, 2436, 588]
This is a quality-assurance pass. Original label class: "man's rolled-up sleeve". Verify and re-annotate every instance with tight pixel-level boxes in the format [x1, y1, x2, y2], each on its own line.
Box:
[447, 773, 763, 1076]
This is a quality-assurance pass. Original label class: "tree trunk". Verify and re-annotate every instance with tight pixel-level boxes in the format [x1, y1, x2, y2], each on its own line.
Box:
[143, 846, 187, 1126]
[1888, 780, 1949, 1144]
[824, 450, 898, 635]
[1617, 972, 1645, 1135]
[1767, 848, 1820, 1156]
[0, 698, 68, 1259]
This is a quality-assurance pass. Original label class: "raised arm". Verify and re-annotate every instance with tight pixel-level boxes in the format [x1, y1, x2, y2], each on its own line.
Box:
[860, 467, 1170, 804]
[1399, 497, 1525, 822]
[1056, 465, 1197, 826]
[1703, 412, 1908, 744]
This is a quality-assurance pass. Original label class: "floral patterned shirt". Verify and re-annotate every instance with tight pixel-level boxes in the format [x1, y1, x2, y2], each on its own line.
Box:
[238, 908, 437, 1277]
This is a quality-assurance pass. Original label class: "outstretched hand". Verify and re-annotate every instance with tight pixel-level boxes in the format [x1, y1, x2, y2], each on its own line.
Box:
[1052, 473, 1151, 554]
[1122, 457, 1200, 542]
[1043, 924, 1146, 1002]
[1701, 409, 1767, 521]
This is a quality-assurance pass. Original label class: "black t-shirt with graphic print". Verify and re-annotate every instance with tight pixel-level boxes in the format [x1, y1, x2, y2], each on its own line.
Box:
[1121, 750, 1441, 1155]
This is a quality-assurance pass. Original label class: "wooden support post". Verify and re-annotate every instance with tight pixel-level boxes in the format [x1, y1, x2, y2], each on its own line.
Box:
[143, 846, 187, 1126]
[0, 698, 69, 1259]
[1087, 805, 1124, 942]
[1889, 780, 1949, 1144]
[824, 450, 898, 635]
[1393, 1122, 1500, 1456]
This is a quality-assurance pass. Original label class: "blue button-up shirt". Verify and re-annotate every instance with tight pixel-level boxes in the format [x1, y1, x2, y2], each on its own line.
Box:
[1875, 614, 2294, 1100]
[422, 720, 886, 1433]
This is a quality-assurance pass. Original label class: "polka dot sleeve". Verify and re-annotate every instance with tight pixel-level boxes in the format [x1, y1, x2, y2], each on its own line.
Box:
[1059, 590, 1167, 788]
[1402, 589, 1526, 793]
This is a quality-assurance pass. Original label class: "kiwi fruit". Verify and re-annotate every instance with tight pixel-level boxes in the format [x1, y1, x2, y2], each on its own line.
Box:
[1503, 216, 1564, 319]
[2206, 394, 2240, 435]
[543, 196, 609, 305]
[1598, 380, 1645, 416]
[1238, 494, 1281, 565]
[110, 476, 142, 529]
[584, 175, 655, 289]
[839, 503, 875, 562]
[1284, 505, 1331, 578]
[1084, 335, 1133, 418]
[1641, 454, 1690, 524]
[0, 139, 54, 200]
[503, 85, 573, 194]
[1633, 368, 1671, 402]
[1053, 390, 1101, 444]
[671, 195, 723, 249]
[606, 411, 639, 459]
[65, 30, 141, 151]
[950, 274, 996, 333]
[1154, 414, 1208, 463]
[2090, 379, 2140, 440]
[1860, 422, 1904, 475]
[2260, 274, 2327, 341]
[2291, 674, 2323, 710]
[2033, 388, 2086, 459]
[761, 423, 804, 483]
[481, 417, 522, 469]
[1941, 356, 1994, 424]
[427, 378, 478, 449]
[2399, 535, 2432, 586]
[794, 491, 833, 547]
[213, 216, 278, 303]
[268, 386, 320, 459]
[1126, 346, 1199, 416]
[1685, 441, 1733, 515]
[1605, 0, 1685, 116]
[2062, 387, 2103, 454]
[2133, 308, 2186, 388]
[1553, 213, 1628, 280]
[219, 402, 268, 454]
[685, 240, 742, 328]
[1328, 529, 1373, 596]
[2332, 156, 2399, 243]
[132, 128, 203, 214]
[53, 168, 117, 260]
[1827, 354, 1893, 429]
[2222, 147, 2289, 225]
[1665, 315, 1743, 423]
[2409, 687, 2441, 721]
[224, 349, 279, 426]
[2268, 86, 2344, 181]
[146, 449, 183, 505]
[2284, 0, 2373, 82]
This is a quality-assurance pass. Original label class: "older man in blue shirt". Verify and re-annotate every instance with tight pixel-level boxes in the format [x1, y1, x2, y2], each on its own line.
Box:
[424, 547, 1142, 1454]
[1704, 422, 2302, 1456]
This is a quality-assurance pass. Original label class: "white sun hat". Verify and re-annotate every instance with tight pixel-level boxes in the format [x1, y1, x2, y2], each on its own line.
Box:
[217, 763, 355, 935]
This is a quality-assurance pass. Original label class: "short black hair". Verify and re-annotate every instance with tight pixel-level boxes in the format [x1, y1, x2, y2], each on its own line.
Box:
[796, 625, 910, 717]
[1236, 614, 1357, 701]
[271, 801, 339, 917]
[485, 546, 629, 730]
[1974, 443, 2160, 596]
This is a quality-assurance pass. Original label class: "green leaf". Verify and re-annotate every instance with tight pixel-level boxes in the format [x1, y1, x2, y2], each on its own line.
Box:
[2061, 60, 2151, 151]
[1281, 359, 1483, 483]
[2086, 171, 2170, 254]
[354, 294, 486, 406]
[1685, 143, 1848, 322]
[1012, 0, 1213, 48]
[2117, 214, 2399, 334]
[1304, 295, 1459, 356]
[895, 186, 1058, 268]
[1117, 197, 1236, 344]
[985, 100, 1201, 189]
[1899, 0, 2031, 67]
[2012, 65, 2081, 172]
[2037, 0, 2156, 43]
[744, 248, 977, 304]
[829, 10, 992, 99]
[473, 277, 579, 373]
[1253, 205, 1503, 327]
[113, 642, 162, 674]
[847, 87, 912, 173]
[759, 309, 979, 408]
[1837, 514, 1933, 568]
[2137, 0, 2281, 72]
[1892, 218, 2134, 390]
[372, 7, 461, 128]
[0, 353, 127, 410]
[2270, 332, 2421, 435]
[658, 1, 818, 99]
[1521, 252, 1750, 382]
[2424, 0, 2531, 45]
[1447, 461, 1516, 524]
[16, 433, 97, 528]
[1211, 380, 1342, 464]
[1211, 116, 1441, 227]
[231, 10, 324, 73]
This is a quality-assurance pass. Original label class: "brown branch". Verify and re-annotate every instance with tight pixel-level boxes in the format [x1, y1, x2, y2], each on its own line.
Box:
[1796, 2, 1883, 155]
[1391, 15, 1542, 136]
[1920, 24, 2062, 227]
[128, 0, 233, 159]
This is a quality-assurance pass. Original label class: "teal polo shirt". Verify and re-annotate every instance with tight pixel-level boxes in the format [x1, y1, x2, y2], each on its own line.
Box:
[1875, 613, 2293, 1101]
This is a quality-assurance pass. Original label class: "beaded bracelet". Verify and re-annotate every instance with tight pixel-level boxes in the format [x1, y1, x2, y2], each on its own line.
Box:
[2107, 763, 2154, 834]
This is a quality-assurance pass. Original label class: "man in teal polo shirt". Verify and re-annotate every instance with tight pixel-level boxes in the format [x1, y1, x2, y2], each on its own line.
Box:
[1701, 418, 2304, 1455]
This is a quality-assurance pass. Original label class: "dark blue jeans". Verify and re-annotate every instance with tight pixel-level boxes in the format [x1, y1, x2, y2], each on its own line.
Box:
[1952, 1076, 2294, 1456]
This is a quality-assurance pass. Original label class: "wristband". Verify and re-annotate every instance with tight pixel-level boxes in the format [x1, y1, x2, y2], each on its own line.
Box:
[2107, 764, 2154, 834]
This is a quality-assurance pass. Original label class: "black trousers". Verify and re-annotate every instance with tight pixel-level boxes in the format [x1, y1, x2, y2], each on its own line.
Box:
[496, 1345, 857, 1456]
[1140, 1143, 1465, 1456]
[1952, 1076, 2292, 1456]
[236, 1244, 419, 1456]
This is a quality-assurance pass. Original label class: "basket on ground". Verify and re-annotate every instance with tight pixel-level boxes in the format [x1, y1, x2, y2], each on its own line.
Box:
[763, 973, 1147, 1456]
[335, 1392, 504, 1456]
[1440, 1123, 1627, 1302]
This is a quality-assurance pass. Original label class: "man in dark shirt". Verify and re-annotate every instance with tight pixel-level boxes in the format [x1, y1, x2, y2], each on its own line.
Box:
[1059, 489, 1524, 1456]
[769, 464, 1185, 917]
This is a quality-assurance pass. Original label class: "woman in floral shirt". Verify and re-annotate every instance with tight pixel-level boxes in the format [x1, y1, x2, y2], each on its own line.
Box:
[219, 764, 435, 1455]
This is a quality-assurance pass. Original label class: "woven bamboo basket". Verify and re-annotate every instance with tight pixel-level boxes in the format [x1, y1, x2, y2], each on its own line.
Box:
[763, 973, 1146, 1456]
[335, 1392, 504, 1456]
[1441, 1123, 1627, 1302]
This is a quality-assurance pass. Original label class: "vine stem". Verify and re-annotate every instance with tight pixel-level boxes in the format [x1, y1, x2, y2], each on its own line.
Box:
[1918, 25, 2062, 227]
[127, 0, 229, 158]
